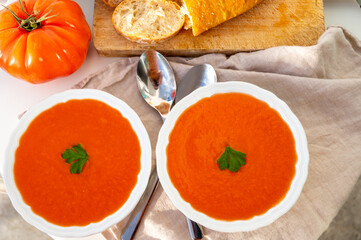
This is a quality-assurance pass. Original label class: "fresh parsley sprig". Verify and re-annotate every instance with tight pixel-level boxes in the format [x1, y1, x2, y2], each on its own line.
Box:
[62, 144, 89, 174]
[217, 146, 246, 172]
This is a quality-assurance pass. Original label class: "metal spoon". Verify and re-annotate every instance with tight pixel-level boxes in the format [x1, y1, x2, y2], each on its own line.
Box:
[122, 50, 217, 240]
[121, 50, 175, 240]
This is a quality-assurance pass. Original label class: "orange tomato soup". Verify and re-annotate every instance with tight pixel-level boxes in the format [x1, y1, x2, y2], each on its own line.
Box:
[167, 93, 297, 221]
[14, 99, 141, 226]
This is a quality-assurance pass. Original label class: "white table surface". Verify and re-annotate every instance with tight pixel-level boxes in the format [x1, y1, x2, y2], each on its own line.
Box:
[0, 0, 360, 239]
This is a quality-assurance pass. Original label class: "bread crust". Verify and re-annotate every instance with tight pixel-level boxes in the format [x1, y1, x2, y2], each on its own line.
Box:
[112, 0, 185, 44]
[113, 26, 183, 44]
[183, 0, 264, 36]
[103, 0, 122, 7]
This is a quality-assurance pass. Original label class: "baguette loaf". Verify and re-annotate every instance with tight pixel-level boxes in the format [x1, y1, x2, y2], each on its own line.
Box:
[182, 0, 264, 36]
[112, 0, 185, 43]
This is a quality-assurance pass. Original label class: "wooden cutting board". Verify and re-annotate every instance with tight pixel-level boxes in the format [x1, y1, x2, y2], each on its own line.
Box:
[93, 0, 324, 57]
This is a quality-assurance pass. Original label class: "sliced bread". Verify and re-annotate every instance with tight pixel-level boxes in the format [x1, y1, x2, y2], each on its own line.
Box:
[175, 0, 192, 30]
[103, 0, 123, 7]
[112, 0, 185, 44]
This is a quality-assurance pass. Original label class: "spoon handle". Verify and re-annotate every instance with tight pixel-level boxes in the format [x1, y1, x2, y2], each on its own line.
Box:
[121, 168, 159, 240]
[121, 166, 204, 240]
[187, 218, 204, 240]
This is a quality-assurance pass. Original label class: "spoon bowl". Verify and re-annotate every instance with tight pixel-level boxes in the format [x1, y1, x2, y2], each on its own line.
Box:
[136, 50, 176, 120]
[175, 64, 217, 104]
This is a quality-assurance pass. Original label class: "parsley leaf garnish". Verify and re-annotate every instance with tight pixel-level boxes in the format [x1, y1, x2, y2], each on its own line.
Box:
[216, 146, 246, 172]
[62, 144, 89, 174]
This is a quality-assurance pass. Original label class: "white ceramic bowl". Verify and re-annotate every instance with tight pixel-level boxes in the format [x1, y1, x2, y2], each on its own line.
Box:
[3, 89, 152, 238]
[156, 81, 309, 232]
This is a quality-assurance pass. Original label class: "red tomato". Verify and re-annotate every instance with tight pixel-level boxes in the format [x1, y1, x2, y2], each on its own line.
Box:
[0, 0, 91, 84]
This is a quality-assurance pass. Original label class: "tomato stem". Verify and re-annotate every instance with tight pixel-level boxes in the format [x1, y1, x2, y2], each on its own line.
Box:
[2, 0, 56, 32]
[19, 0, 30, 16]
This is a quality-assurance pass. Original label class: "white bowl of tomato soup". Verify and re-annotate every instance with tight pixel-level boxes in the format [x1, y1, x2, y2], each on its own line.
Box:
[156, 81, 309, 232]
[3, 89, 152, 237]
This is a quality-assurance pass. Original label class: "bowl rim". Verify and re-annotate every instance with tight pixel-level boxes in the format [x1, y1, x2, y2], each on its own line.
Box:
[156, 81, 309, 232]
[3, 89, 152, 238]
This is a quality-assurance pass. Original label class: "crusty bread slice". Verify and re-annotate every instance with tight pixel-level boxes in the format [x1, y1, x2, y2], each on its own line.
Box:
[112, 0, 185, 44]
[167, 0, 192, 29]
[103, 0, 123, 7]
[177, 0, 192, 30]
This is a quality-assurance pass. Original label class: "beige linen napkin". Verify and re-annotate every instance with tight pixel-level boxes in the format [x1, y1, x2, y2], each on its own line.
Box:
[74, 26, 361, 240]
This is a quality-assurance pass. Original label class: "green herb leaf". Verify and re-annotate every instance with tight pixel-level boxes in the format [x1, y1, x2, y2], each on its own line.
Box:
[62, 144, 89, 174]
[216, 146, 246, 172]
[216, 150, 228, 170]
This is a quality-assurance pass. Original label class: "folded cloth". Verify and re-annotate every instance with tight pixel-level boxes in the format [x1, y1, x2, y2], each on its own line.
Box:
[74, 26, 361, 240]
